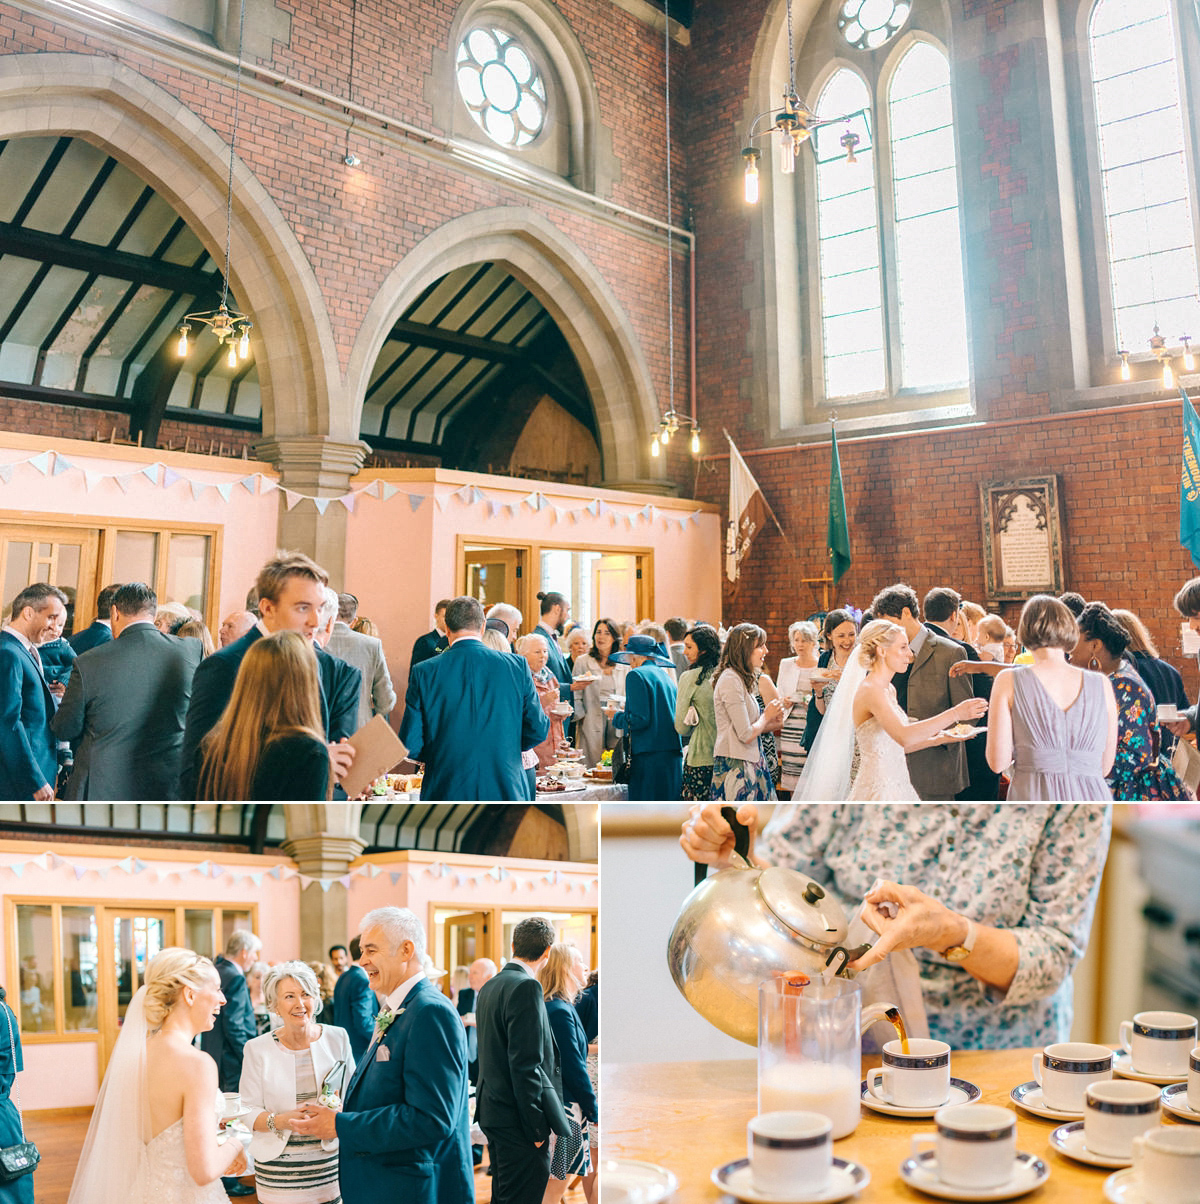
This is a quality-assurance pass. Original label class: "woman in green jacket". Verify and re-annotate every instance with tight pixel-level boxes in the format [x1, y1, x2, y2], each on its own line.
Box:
[674, 624, 721, 800]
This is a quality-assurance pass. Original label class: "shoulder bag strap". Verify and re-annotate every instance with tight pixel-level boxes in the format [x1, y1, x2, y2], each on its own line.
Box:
[3, 1005, 24, 1140]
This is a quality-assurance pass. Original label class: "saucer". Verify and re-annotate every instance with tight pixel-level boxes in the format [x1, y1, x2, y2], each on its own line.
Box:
[1112, 1049, 1187, 1085]
[1009, 1081, 1083, 1120]
[1160, 1082, 1200, 1122]
[1102, 1168, 1143, 1203]
[860, 1077, 981, 1118]
[1048, 1121, 1131, 1168]
[600, 1158, 678, 1203]
[711, 1158, 869, 1203]
[898, 1151, 1049, 1201]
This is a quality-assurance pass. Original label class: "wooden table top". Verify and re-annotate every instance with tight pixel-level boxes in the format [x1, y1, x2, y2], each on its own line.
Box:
[602, 1047, 1193, 1201]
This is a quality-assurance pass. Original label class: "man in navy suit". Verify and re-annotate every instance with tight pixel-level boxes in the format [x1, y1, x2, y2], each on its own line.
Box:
[180, 551, 361, 797]
[534, 591, 572, 703]
[200, 929, 261, 1197]
[475, 917, 572, 1204]
[332, 933, 379, 1060]
[0, 583, 67, 801]
[292, 906, 472, 1204]
[68, 583, 120, 654]
[399, 596, 549, 800]
[409, 599, 450, 670]
[610, 634, 683, 800]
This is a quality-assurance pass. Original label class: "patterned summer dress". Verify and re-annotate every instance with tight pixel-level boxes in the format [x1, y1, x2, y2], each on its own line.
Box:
[1107, 662, 1192, 801]
[253, 1035, 341, 1204]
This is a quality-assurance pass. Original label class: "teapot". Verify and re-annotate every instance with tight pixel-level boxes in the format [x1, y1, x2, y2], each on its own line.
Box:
[667, 809, 881, 1046]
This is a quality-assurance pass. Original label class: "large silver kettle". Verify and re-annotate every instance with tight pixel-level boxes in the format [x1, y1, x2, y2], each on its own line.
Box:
[667, 811, 872, 1045]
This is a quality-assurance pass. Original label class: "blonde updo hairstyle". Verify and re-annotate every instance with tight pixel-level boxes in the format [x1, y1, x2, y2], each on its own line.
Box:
[143, 947, 218, 1028]
[856, 619, 904, 669]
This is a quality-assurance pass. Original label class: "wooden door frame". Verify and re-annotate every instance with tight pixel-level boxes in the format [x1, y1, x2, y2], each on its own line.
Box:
[0, 523, 101, 634]
[428, 902, 598, 975]
[100, 907, 177, 1072]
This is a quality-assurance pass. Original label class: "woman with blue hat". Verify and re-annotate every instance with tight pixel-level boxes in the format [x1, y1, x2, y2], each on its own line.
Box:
[608, 634, 683, 799]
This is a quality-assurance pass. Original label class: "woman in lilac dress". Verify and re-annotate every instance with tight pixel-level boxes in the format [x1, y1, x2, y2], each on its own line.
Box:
[987, 595, 1116, 800]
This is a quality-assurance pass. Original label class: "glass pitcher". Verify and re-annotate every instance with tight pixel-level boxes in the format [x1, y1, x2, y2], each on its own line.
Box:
[758, 975, 901, 1139]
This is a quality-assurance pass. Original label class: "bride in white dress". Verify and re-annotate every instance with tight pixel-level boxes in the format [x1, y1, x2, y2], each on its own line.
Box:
[794, 620, 987, 800]
[68, 948, 248, 1204]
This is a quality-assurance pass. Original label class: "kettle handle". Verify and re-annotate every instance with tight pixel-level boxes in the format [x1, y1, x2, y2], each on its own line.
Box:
[693, 807, 751, 887]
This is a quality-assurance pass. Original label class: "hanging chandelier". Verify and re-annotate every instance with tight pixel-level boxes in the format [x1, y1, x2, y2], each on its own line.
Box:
[177, 0, 254, 368]
[650, 409, 701, 459]
[1118, 324, 1195, 386]
[740, 0, 871, 204]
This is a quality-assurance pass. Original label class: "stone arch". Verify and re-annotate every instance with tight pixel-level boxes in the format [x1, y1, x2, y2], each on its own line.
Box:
[559, 803, 598, 863]
[346, 207, 664, 488]
[0, 54, 342, 441]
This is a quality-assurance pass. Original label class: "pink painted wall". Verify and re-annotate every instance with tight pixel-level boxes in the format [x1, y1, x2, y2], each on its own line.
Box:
[1, 841, 300, 1110]
[344, 469, 723, 708]
[0, 434, 280, 626]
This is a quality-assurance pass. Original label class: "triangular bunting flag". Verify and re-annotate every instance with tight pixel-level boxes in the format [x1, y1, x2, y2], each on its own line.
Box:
[209, 864, 224, 878]
[28, 853, 49, 871]
[52, 455, 72, 477]
[319, 879, 334, 893]
[196, 860, 212, 876]
[239, 475, 258, 493]
[390, 870, 404, 884]
[115, 473, 134, 493]
[284, 490, 304, 511]
[313, 497, 332, 516]
[380, 483, 399, 501]
[298, 874, 314, 889]
[162, 468, 180, 488]
[487, 501, 500, 518]
[96, 867, 109, 880]
[268, 867, 283, 880]
[408, 493, 424, 511]
[368, 864, 383, 878]
[27, 452, 50, 475]
[0, 465, 11, 485]
[260, 478, 279, 494]
[639, 505, 652, 520]
[82, 471, 102, 492]
[250, 873, 263, 887]
[586, 500, 600, 517]
[133, 859, 147, 873]
[282, 867, 300, 880]
[339, 492, 357, 513]
[8, 863, 23, 878]
[215, 483, 233, 502]
[190, 481, 207, 502]
[524, 492, 540, 509]
[117, 856, 134, 873]
[339, 875, 353, 888]
[74, 865, 88, 880]
[142, 464, 161, 485]
[434, 493, 448, 512]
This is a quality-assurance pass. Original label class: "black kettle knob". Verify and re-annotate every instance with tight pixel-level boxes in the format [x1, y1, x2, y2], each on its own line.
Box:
[803, 882, 826, 905]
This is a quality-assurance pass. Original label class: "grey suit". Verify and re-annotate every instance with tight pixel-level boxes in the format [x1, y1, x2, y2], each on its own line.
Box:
[51, 621, 202, 800]
[903, 628, 971, 800]
[325, 621, 396, 730]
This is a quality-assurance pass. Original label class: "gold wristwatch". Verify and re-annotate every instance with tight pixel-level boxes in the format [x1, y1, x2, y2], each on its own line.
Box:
[942, 917, 977, 962]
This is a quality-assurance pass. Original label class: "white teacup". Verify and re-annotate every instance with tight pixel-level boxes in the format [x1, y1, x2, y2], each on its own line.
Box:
[1033, 1041, 1112, 1112]
[1131, 1126, 1200, 1204]
[867, 1038, 952, 1109]
[1190, 1048, 1200, 1112]
[1084, 1079, 1160, 1158]
[747, 1111, 832, 1195]
[1158, 703, 1181, 722]
[911, 1104, 1017, 1189]
[221, 1092, 241, 1119]
[1120, 1010, 1198, 1077]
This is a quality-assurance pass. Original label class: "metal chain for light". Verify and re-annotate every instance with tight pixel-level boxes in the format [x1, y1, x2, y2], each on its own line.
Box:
[220, 0, 246, 312]
[665, 0, 675, 429]
[786, 0, 796, 97]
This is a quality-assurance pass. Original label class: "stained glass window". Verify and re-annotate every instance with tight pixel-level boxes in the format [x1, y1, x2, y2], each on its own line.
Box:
[838, 0, 912, 51]
[457, 27, 547, 148]
[1089, 0, 1200, 352]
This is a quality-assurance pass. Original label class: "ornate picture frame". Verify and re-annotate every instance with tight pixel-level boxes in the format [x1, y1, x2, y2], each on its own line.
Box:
[980, 475, 1066, 603]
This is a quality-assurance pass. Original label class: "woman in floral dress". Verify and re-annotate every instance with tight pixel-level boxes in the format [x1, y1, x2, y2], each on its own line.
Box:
[1074, 602, 1191, 800]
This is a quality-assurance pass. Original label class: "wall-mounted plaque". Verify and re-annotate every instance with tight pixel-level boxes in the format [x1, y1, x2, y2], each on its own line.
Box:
[980, 476, 1066, 602]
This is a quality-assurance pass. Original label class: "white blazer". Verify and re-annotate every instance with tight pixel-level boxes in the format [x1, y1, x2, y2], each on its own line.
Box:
[239, 1023, 355, 1162]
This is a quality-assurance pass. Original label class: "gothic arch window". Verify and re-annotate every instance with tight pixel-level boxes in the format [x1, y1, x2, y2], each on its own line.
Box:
[1086, 0, 1200, 360]
[804, 36, 968, 405]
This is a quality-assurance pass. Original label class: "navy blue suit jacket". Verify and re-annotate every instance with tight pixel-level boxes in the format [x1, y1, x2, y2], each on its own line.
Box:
[545, 998, 597, 1123]
[337, 977, 472, 1204]
[180, 627, 361, 797]
[399, 637, 549, 800]
[0, 631, 57, 800]
[68, 620, 113, 655]
[333, 963, 380, 1060]
[535, 622, 572, 703]
[199, 955, 257, 1092]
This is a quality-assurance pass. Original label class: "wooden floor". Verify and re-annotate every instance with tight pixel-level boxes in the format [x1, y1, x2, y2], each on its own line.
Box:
[26, 1109, 586, 1203]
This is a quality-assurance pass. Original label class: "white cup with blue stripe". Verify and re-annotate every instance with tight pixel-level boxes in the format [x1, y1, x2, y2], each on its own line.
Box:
[748, 1110, 832, 1195]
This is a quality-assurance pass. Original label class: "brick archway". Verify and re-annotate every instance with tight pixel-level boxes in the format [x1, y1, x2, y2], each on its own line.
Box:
[346, 207, 665, 488]
[0, 54, 340, 441]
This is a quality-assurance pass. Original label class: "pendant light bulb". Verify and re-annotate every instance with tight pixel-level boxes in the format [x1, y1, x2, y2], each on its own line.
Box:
[227, 341, 238, 368]
[177, 325, 189, 358]
[1119, 350, 1130, 381]
[691, 429, 700, 455]
[238, 329, 251, 360]
[742, 148, 761, 205]
[650, 435, 660, 458]
[779, 131, 795, 175]
[661, 426, 670, 446]
[1163, 359, 1174, 388]
[1183, 338, 1195, 371]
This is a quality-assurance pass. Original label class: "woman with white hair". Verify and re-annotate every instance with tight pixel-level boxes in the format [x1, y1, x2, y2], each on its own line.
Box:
[238, 961, 355, 1204]
[518, 632, 568, 769]
[775, 620, 820, 794]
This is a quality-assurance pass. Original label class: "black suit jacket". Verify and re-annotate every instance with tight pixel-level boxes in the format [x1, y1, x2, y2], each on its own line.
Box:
[179, 627, 361, 797]
[410, 628, 448, 670]
[475, 962, 571, 1144]
[52, 623, 202, 800]
[200, 955, 256, 1092]
[456, 987, 478, 1070]
[68, 620, 113, 655]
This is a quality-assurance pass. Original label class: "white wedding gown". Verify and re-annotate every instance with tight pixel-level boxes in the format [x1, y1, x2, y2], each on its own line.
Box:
[847, 717, 919, 800]
[138, 1119, 228, 1204]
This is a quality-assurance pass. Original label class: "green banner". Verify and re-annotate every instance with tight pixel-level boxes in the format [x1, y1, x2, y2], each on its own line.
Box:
[828, 425, 851, 584]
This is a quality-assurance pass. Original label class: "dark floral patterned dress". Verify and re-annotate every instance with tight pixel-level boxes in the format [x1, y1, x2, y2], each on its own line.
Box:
[1107, 662, 1192, 800]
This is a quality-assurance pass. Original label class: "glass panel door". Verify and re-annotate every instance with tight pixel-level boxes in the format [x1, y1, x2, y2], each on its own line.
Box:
[0, 523, 99, 636]
[100, 909, 174, 1072]
[462, 543, 528, 630]
[440, 910, 489, 998]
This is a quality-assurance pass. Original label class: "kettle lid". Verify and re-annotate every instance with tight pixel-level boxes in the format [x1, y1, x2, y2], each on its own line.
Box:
[757, 867, 849, 947]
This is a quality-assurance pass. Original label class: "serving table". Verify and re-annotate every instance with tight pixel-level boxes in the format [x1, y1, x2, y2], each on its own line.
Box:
[602, 1047, 1190, 1201]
